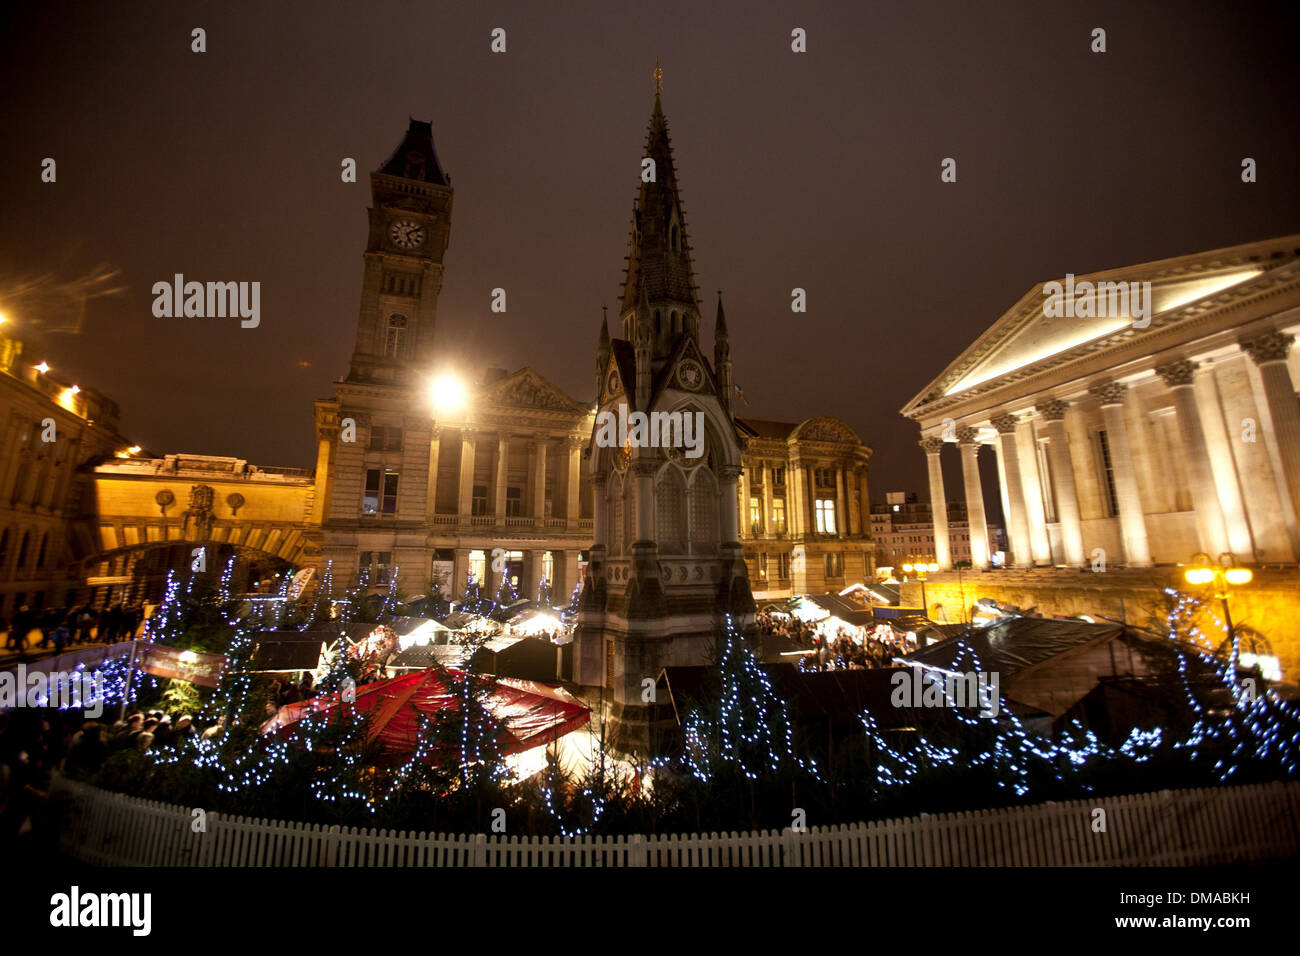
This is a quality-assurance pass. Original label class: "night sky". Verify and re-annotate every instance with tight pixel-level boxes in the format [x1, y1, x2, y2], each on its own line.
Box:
[2, 0, 1298, 502]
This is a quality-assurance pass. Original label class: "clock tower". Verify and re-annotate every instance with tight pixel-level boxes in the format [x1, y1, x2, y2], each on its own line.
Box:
[348, 118, 453, 384]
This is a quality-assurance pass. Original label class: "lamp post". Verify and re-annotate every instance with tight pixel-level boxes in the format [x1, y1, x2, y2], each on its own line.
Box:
[1184, 551, 1252, 674]
[902, 555, 940, 620]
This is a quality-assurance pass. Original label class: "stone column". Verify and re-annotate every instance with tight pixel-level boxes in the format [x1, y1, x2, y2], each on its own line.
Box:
[834, 465, 847, 538]
[1036, 400, 1086, 566]
[1192, 366, 1255, 558]
[739, 465, 752, 538]
[457, 429, 476, 518]
[532, 439, 548, 518]
[1240, 331, 1300, 554]
[1156, 359, 1230, 556]
[720, 465, 741, 545]
[494, 434, 509, 519]
[1088, 382, 1152, 567]
[920, 438, 952, 569]
[452, 547, 469, 599]
[528, 549, 547, 600]
[566, 438, 582, 521]
[848, 464, 863, 536]
[788, 459, 805, 536]
[591, 475, 608, 548]
[424, 425, 441, 521]
[989, 414, 1032, 567]
[633, 460, 654, 544]
[761, 461, 774, 535]
[956, 427, 991, 569]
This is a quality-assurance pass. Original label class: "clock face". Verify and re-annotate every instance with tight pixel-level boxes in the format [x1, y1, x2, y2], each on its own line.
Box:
[676, 359, 704, 391]
[389, 219, 425, 249]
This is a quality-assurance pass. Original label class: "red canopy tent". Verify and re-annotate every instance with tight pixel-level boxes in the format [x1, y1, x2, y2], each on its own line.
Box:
[261, 669, 590, 760]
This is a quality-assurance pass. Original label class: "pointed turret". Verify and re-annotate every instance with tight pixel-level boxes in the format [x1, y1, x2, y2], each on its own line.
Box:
[596, 306, 611, 397]
[619, 78, 700, 367]
[714, 292, 734, 419]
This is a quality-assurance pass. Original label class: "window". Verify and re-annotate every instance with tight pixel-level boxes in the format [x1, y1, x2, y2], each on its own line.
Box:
[825, 552, 843, 578]
[749, 496, 762, 535]
[757, 553, 768, 578]
[772, 467, 785, 487]
[468, 549, 486, 585]
[359, 551, 393, 584]
[385, 314, 407, 359]
[363, 468, 399, 516]
[772, 498, 786, 533]
[505, 487, 522, 517]
[1095, 430, 1120, 518]
[17, 532, 30, 568]
[471, 484, 489, 516]
[36, 533, 48, 569]
[815, 499, 837, 534]
[777, 552, 790, 579]
[748, 466, 762, 486]
[369, 425, 403, 451]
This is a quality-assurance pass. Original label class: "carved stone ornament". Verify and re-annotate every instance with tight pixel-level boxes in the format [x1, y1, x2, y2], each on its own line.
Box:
[919, 437, 945, 455]
[674, 359, 705, 391]
[1036, 399, 1070, 422]
[1155, 359, 1198, 388]
[989, 414, 1019, 434]
[1239, 331, 1294, 366]
[1087, 381, 1127, 406]
[955, 426, 980, 445]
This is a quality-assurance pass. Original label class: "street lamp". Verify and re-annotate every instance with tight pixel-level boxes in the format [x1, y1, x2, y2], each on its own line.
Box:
[1184, 551, 1252, 673]
[902, 555, 939, 620]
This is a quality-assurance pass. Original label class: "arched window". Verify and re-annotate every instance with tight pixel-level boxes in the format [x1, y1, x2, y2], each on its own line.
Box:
[655, 467, 687, 555]
[653, 310, 661, 336]
[385, 314, 407, 359]
[17, 531, 30, 569]
[688, 469, 719, 554]
[36, 533, 48, 569]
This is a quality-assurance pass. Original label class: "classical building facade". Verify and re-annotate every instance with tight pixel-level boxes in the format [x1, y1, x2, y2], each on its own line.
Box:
[869, 490, 1004, 571]
[0, 324, 129, 616]
[310, 119, 596, 601]
[574, 88, 755, 748]
[737, 417, 872, 600]
[902, 236, 1300, 570]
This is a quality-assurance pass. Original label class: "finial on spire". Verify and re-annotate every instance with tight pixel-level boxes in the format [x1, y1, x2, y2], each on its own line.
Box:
[653, 58, 663, 96]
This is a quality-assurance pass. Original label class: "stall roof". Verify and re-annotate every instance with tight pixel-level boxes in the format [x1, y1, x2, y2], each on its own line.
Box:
[388, 645, 467, 670]
[800, 593, 875, 627]
[902, 616, 1126, 679]
[251, 633, 327, 672]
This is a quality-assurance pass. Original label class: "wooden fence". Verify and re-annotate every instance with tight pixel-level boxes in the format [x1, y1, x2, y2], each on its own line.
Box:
[51, 776, 1300, 866]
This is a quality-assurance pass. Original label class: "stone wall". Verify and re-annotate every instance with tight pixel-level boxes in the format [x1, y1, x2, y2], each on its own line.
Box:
[900, 566, 1300, 680]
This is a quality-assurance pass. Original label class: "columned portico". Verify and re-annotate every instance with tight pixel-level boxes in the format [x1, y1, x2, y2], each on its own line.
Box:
[920, 437, 952, 569]
[1087, 382, 1152, 567]
[989, 414, 1031, 567]
[1036, 400, 1086, 567]
[1240, 331, 1300, 554]
[1156, 359, 1230, 556]
[956, 427, 991, 569]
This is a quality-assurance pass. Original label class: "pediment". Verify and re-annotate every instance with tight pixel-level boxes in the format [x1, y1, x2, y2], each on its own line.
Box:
[903, 236, 1300, 416]
[481, 367, 585, 413]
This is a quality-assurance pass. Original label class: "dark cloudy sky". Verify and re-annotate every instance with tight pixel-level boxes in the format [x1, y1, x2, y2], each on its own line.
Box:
[2, 0, 1297, 499]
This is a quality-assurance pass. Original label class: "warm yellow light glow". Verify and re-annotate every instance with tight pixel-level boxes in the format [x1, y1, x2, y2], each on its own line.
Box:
[927, 563, 939, 573]
[70, 384, 80, 394]
[1225, 568, 1253, 586]
[1184, 568, 1214, 585]
[0, 313, 7, 324]
[128, 445, 142, 455]
[429, 373, 466, 413]
[35, 361, 50, 374]
[902, 563, 913, 573]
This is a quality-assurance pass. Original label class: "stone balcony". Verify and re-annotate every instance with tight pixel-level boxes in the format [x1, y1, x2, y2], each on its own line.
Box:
[428, 513, 593, 536]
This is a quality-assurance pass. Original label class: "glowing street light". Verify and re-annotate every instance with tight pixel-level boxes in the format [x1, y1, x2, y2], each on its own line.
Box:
[428, 373, 467, 414]
[35, 361, 50, 374]
[902, 555, 940, 620]
[1184, 551, 1252, 673]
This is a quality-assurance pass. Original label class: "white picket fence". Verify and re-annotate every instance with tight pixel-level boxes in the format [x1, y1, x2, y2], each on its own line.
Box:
[51, 776, 1300, 866]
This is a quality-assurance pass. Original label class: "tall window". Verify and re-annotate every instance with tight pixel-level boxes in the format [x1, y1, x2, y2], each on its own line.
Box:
[815, 498, 837, 534]
[749, 496, 762, 535]
[777, 552, 790, 579]
[363, 468, 399, 516]
[757, 553, 768, 579]
[506, 487, 522, 517]
[369, 425, 403, 451]
[1094, 430, 1120, 518]
[772, 498, 786, 533]
[825, 552, 843, 578]
[385, 314, 407, 359]
[1035, 440, 1057, 523]
[471, 484, 489, 516]
[359, 551, 393, 584]
[772, 466, 785, 487]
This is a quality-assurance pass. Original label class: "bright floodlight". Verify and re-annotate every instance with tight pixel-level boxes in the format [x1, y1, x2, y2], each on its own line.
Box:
[927, 563, 939, 573]
[1225, 568, 1252, 586]
[902, 563, 913, 573]
[35, 361, 50, 374]
[429, 373, 466, 413]
[1184, 567, 1214, 585]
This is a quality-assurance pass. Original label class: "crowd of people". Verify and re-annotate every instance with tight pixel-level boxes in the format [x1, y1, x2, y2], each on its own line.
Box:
[1, 604, 145, 658]
[753, 610, 914, 670]
[0, 704, 213, 852]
